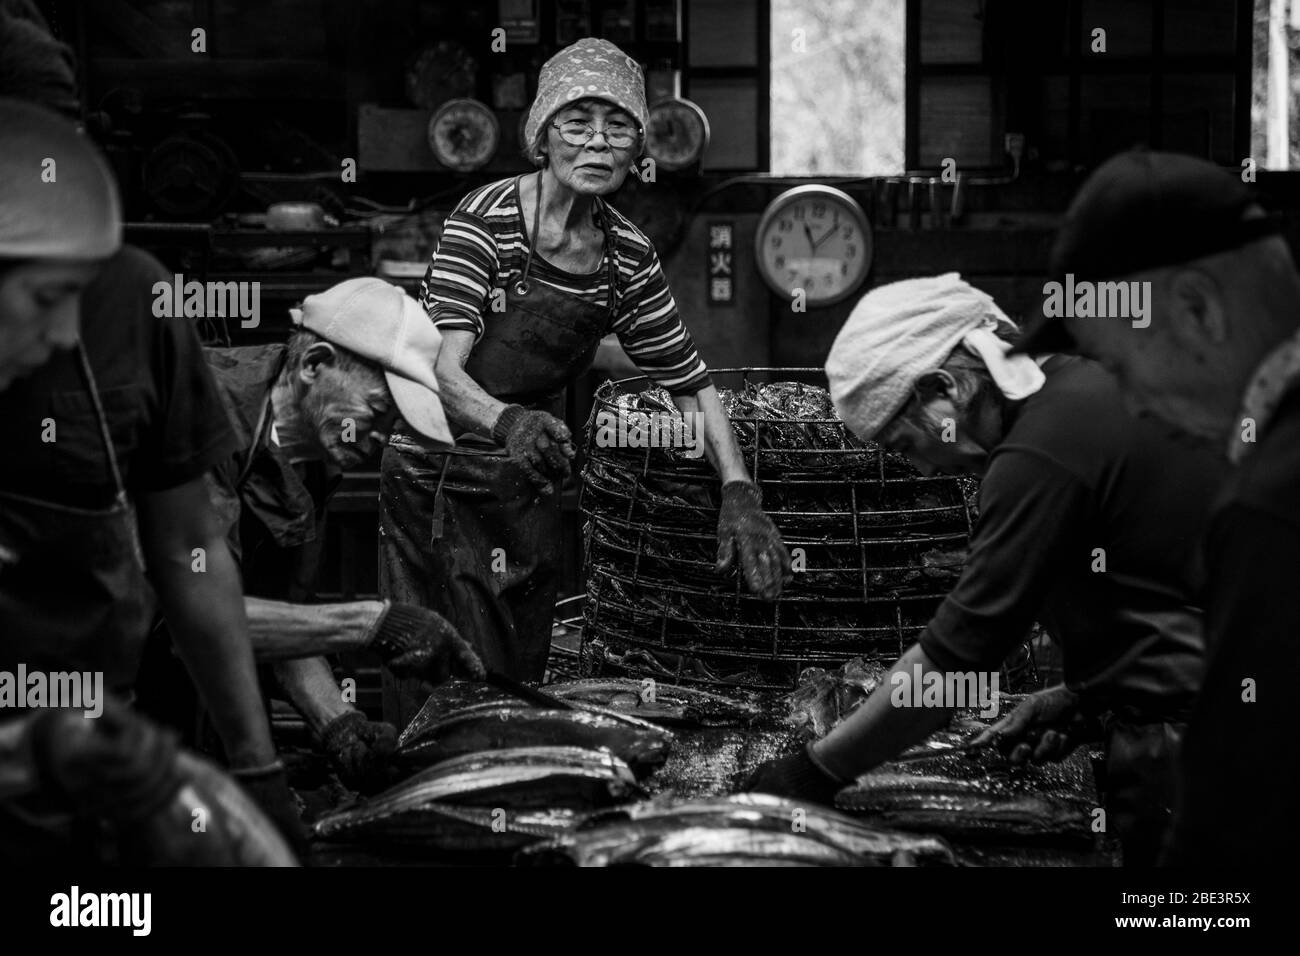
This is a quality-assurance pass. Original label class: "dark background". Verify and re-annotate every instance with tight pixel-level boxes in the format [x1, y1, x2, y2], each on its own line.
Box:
[32, 0, 1296, 614]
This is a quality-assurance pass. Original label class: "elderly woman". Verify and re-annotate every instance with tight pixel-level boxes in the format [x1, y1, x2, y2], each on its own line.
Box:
[744, 273, 1225, 867]
[379, 38, 790, 704]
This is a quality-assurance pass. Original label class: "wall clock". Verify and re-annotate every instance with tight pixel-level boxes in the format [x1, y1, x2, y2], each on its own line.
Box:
[754, 184, 873, 306]
[645, 97, 709, 171]
[427, 98, 499, 172]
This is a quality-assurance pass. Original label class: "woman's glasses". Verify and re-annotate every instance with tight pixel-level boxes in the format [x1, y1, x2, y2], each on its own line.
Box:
[551, 120, 639, 149]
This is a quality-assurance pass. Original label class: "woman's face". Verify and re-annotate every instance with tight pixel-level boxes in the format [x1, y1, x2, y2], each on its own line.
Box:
[544, 100, 640, 196]
[0, 259, 102, 391]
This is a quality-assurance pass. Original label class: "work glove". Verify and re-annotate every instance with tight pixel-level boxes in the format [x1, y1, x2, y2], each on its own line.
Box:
[318, 711, 399, 792]
[369, 602, 486, 683]
[229, 760, 309, 858]
[971, 685, 1101, 765]
[740, 742, 848, 806]
[716, 480, 792, 600]
[493, 404, 575, 495]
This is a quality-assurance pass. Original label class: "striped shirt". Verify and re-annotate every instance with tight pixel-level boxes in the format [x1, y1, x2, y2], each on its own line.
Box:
[418, 177, 711, 395]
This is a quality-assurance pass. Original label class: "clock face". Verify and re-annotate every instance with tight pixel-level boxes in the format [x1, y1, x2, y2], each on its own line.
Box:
[646, 98, 709, 171]
[755, 186, 872, 306]
[428, 98, 499, 172]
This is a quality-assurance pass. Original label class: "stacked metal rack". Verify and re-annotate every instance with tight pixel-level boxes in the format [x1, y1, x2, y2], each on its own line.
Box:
[575, 369, 978, 691]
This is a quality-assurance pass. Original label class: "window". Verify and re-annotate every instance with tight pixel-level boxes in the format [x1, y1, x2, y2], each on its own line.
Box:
[1251, 0, 1300, 167]
[769, 0, 906, 175]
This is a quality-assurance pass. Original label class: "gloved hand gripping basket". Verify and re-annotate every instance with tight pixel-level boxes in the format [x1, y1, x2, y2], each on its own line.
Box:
[576, 369, 978, 691]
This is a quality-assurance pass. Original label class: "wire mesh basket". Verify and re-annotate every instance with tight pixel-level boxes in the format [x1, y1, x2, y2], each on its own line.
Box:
[576, 369, 979, 691]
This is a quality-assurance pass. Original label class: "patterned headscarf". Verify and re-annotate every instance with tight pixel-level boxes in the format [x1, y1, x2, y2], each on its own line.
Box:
[523, 37, 649, 159]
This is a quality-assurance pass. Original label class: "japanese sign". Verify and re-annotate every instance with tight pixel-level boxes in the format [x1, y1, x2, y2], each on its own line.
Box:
[707, 221, 734, 305]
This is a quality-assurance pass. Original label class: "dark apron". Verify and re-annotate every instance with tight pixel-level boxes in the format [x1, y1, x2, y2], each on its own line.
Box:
[380, 174, 617, 723]
[0, 343, 154, 695]
[0, 344, 154, 861]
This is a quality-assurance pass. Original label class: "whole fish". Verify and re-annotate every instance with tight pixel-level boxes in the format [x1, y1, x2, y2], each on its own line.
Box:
[543, 677, 764, 728]
[525, 822, 876, 867]
[836, 771, 1094, 845]
[520, 793, 956, 867]
[396, 700, 674, 777]
[575, 826, 873, 866]
[312, 747, 641, 852]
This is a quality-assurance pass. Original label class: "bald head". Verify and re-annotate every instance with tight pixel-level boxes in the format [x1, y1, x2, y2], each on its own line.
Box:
[1063, 234, 1300, 446]
[0, 97, 120, 261]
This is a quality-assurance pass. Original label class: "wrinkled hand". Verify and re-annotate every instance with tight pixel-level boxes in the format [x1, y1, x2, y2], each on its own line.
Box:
[740, 744, 845, 805]
[493, 404, 575, 496]
[972, 686, 1098, 765]
[370, 602, 486, 683]
[716, 481, 792, 600]
[319, 712, 398, 792]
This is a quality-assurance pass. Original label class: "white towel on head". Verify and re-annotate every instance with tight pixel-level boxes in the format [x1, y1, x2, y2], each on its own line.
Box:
[825, 273, 1046, 440]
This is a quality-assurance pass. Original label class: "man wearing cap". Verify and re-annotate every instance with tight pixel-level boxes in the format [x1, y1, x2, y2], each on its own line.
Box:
[141, 278, 484, 790]
[1015, 150, 1300, 866]
[379, 37, 790, 714]
[743, 273, 1225, 865]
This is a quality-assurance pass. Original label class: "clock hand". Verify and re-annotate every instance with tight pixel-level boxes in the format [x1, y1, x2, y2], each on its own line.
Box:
[803, 223, 816, 253]
[812, 215, 840, 251]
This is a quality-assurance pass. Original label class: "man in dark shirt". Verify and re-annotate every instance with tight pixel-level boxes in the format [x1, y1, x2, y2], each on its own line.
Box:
[744, 275, 1224, 865]
[0, 241, 307, 829]
[0, 9, 303, 848]
[1016, 150, 1300, 867]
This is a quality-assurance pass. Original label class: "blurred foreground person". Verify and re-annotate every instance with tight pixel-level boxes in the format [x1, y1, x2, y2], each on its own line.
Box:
[0, 97, 299, 851]
[1015, 150, 1300, 866]
[0, 697, 295, 866]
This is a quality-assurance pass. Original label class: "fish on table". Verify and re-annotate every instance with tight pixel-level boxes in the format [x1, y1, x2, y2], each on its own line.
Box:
[836, 748, 1098, 846]
[519, 792, 957, 867]
[538, 825, 873, 867]
[311, 746, 643, 855]
[396, 695, 674, 778]
[542, 677, 765, 728]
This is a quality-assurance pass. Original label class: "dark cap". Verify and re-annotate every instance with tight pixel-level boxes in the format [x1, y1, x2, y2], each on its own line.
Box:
[1014, 150, 1283, 355]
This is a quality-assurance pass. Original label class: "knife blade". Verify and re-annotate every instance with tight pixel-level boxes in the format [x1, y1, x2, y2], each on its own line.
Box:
[483, 669, 580, 711]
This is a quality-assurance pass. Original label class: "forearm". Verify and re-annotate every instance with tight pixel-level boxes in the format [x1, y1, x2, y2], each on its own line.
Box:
[272, 657, 354, 735]
[437, 354, 508, 439]
[592, 335, 641, 380]
[811, 643, 955, 780]
[150, 538, 277, 767]
[673, 385, 750, 483]
[245, 597, 388, 660]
